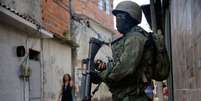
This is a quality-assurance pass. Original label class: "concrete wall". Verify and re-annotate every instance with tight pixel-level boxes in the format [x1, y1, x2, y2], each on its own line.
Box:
[0, 23, 41, 101]
[43, 39, 72, 101]
[0, 0, 42, 24]
[0, 20, 72, 101]
[171, 0, 201, 100]
[72, 20, 113, 101]
[0, 0, 71, 37]
[0, 0, 73, 101]
[72, 20, 112, 61]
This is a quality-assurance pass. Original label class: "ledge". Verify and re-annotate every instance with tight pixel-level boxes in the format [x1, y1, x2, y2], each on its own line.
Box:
[54, 34, 79, 48]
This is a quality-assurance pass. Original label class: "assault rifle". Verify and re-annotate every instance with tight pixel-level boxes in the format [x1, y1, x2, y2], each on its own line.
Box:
[81, 37, 109, 101]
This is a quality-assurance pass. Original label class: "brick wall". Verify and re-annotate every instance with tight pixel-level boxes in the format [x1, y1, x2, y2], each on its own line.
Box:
[42, 0, 70, 37]
[73, 0, 114, 31]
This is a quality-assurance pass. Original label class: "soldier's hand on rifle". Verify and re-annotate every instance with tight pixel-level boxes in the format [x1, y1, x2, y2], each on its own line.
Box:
[95, 59, 107, 71]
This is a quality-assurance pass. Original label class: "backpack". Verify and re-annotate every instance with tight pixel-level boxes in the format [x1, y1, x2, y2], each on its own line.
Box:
[143, 30, 170, 81]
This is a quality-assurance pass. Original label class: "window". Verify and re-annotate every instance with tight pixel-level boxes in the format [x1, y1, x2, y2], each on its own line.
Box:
[98, 0, 103, 11]
[98, 0, 110, 15]
[29, 49, 40, 61]
[105, 0, 110, 15]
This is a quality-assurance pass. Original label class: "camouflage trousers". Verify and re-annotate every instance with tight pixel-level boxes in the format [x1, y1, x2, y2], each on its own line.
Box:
[112, 94, 150, 101]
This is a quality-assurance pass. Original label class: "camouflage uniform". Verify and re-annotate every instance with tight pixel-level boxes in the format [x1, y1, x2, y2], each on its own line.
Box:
[99, 1, 153, 101]
[100, 26, 151, 101]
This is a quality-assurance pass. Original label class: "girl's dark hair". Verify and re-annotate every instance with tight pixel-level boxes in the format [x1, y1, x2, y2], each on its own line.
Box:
[61, 74, 71, 95]
[63, 73, 71, 84]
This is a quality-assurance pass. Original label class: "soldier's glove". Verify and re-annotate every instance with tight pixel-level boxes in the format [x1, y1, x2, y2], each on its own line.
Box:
[95, 59, 107, 72]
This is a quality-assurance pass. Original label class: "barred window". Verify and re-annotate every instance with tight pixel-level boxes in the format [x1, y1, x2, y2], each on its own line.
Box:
[105, 0, 110, 15]
[98, 0, 103, 11]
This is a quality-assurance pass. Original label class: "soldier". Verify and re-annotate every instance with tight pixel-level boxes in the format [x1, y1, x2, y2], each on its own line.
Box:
[96, 1, 153, 101]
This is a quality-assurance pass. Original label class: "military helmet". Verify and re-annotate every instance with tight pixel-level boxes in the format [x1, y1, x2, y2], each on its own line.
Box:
[112, 1, 142, 24]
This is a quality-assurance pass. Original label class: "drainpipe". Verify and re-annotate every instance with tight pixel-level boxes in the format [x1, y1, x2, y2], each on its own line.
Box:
[40, 37, 45, 101]
[69, 0, 73, 80]
[150, 0, 157, 32]
[69, 0, 76, 95]
[150, 0, 163, 101]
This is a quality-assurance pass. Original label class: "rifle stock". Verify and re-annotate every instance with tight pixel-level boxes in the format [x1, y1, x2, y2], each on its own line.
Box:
[81, 37, 109, 101]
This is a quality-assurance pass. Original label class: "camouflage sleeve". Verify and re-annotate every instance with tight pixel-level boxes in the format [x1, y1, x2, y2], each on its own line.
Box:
[108, 34, 145, 82]
[98, 61, 113, 81]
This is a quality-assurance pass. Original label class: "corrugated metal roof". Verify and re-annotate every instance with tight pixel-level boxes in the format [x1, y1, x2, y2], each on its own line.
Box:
[0, 2, 40, 27]
[0, 2, 53, 38]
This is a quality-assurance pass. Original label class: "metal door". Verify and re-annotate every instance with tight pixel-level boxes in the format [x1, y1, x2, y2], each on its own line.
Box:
[29, 60, 41, 101]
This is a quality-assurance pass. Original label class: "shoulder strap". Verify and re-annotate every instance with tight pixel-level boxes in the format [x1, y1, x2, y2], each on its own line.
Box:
[134, 27, 158, 60]
[92, 83, 101, 97]
[111, 36, 124, 45]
